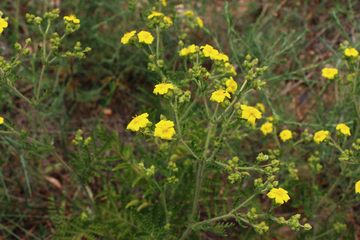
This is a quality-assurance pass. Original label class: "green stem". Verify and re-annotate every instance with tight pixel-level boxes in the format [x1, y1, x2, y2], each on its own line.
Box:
[6, 81, 33, 105]
[231, 193, 257, 212]
[180, 139, 200, 161]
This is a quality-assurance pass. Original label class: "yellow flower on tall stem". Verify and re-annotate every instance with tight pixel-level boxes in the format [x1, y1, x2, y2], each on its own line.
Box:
[225, 77, 237, 94]
[64, 14, 80, 24]
[138, 31, 154, 44]
[240, 105, 262, 125]
[321, 68, 338, 80]
[279, 129, 292, 142]
[126, 113, 150, 131]
[153, 83, 174, 95]
[336, 124, 351, 136]
[313, 130, 330, 144]
[154, 120, 176, 140]
[267, 188, 290, 204]
[344, 47, 359, 57]
[210, 90, 230, 103]
[121, 31, 136, 44]
[260, 122, 273, 136]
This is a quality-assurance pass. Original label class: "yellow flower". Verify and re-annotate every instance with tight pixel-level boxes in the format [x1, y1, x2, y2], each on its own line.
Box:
[148, 11, 164, 19]
[196, 17, 203, 28]
[260, 122, 273, 135]
[126, 113, 150, 131]
[64, 14, 80, 24]
[225, 62, 237, 76]
[201, 44, 219, 59]
[138, 31, 154, 44]
[160, 0, 166, 7]
[153, 83, 174, 95]
[321, 68, 338, 80]
[154, 120, 176, 140]
[344, 47, 359, 57]
[0, 18, 8, 33]
[225, 77, 237, 94]
[313, 130, 330, 144]
[0, 117, 4, 124]
[214, 52, 229, 62]
[183, 11, 194, 17]
[279, 129, 292, 142]
[256, 103, 265, 113]
[121, 31, 136, 44]
[356, 180, 360, 194]
[164, 16, 173, 25]
[210, 90, 231, 103]
[179, 44, 196, 56]
[241, 105, 262, 125]
[336, 123, 351, 136]
[267, 188, 290, 204]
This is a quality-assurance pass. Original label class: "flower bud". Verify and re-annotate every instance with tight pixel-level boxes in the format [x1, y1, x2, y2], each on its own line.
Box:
[14, 43, 22, 51]
[303, 223, 312, 231]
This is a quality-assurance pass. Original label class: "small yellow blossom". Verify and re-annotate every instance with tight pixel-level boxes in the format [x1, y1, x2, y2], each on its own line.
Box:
[153, 83, 174, 95]
[210, 90, 230, 103]
[196, 17, 203, 28]
[313, 130, 330, 144]
[225, 62, 237, 76]
[344, 47, 359, 57]
[336, 123, 351, 136]
[148, 11, 164, 19]
[160, 0, 166, 7]
[279, 129, 292, 142]
[183, 11, 194, 17]
[267, 188, 290, 204]
[214, 52, 229, 62]
[241, 105, 262, 125]
[121, 31, 136, 44]
[154, 120, 176, 140]
[0, 18, 8, 33]
[138, 31, 154, 44]
[321, 68, 338, 80]
[256, 103, 265, 113]
[260, 122, 273, 136]
[179, 44, 196, 56]
[0, 117, 3, 124]
[225, 77, 237, 94]
[164, 16, 173, 25]
[356, 180, 360, 194]
[64, 14, 80, 24]
[127, 113, 150, 131]
[201, 44, 219, 59]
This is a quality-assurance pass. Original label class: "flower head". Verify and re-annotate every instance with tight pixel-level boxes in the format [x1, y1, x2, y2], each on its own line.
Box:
[196, 17, 203, 28]
[154, 120, 176, 140]
[0, 117, 3, 124]
[256, 103, 265, 113]
[225, 77, 238, 94]
[241, 105, 262, 125]
[313, 130, 330, 144]
[260, 122, 273, 136]
[160, 0, 166, 7]
[344, 47, 359, 57]
[127, 113, 150, 131]
[336, 124, 351, 136]
[183, 11, 194, 18]
[148, 11, 164, 19]
[179, 44, 196, 56]
[267, 188, 290, 204]
[201, 44, 219, 60]
[164, 16, 173, 25]
[64, 14, 80, 24]
[153, 83, 174, 95]
[356, 180, 360, 194]
[225, 62, 237, 76]
[321, 68, 338, 80]
[0, 18, 8, 33]
[210, 90, 230, 103]
[279, 130, 292, 142]
[138, 31, 154, 44]
[214, 53, 229, 62]
[121, 31, 136, 44]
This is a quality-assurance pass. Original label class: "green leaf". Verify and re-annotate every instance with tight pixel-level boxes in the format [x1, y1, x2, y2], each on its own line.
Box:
[112, 162, 131, 171]
[126, 199, 140, 209]
[98, 155, 122, 161]
[132, 175, 143, 188]
[137, 202, 151, 212]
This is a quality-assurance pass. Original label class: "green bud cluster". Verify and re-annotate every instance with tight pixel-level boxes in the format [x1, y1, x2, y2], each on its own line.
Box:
[338, 149, 354, 162]
[287, 162, 299, 181]
[26, 13, 43, 25]
[346, 73, 356, 84]
[246, 208, 258, 221]
[333, 222, 347, 234]
[268, 149, 280, 159]
[352, 138, 360, 151]
[254, 221, 269, 235]
[138, 163, 156, 177]
[287, 214, 301, 231]
[301, 129, 313, 143]
[44, 9, 60, 20]
[308, 154, 322, 172]
[159, 143, 169, 152]
[256, 152, 269, 162]
[178, 90, 191, 104]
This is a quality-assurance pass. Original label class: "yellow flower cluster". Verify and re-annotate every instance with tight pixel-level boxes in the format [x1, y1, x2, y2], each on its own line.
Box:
[121, 31, 154, 45]
[64, 14, 80, 24]
[179, 44, 197, 56]
[126, 113, 176, 140]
